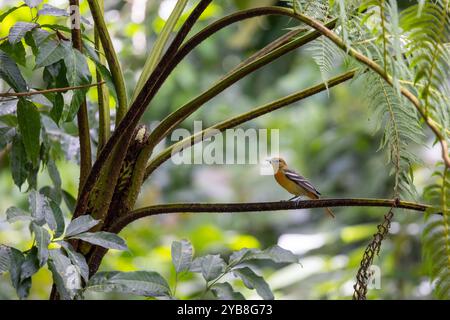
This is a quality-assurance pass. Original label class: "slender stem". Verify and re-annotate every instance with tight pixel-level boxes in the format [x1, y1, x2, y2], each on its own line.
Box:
[109, 198, 433, 234]
[144, 70, 356, 179]
[131, 0, 189, 103]
[70, 0, 92, 191]
[87, 0, 127, 125]
[291, 12, 450, 168]
[95, 0, 110, 152]
[0, 82, 104, 97]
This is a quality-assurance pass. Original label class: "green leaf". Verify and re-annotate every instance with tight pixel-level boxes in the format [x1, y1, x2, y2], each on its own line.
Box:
[62, 190, 76, 213]
[17, 99, 41, 166]
[20, 247, 40, 280]
[233, 267, 274, 300]
[38, 4, 68, 17]
[0, 5, 26, 23]
[171, 239, 193, 274]
[31, 222, 51, 266]
[47, 158, 61, 189]
[192, 254, 226, 281]
[24, 0, 42, 8]
[10, 134, 29, 189]
[35, 37, 66, 68]
[69, 232, 128, 251]
[49, 92, 64, 125]
[60, 241, 89, 282]
[0, 245, 12, 275]
[48, 249, 78, 300]
[211, 282, 245, 300]
[0, 41, 26, 66]
[0, 50, 27, 92]
[8, 22, 38, 44]
[65, 215, 100, 237]
[6, 206, 32, 223]
[9, 247, 31, 299]
[87, 271, 170, 297]
[0, 127, 15, 148]
[28, 190, 47, 224]
[47, 200, 65, 238]
[229, 245, 298, 266]
[62, 43, 91, 121]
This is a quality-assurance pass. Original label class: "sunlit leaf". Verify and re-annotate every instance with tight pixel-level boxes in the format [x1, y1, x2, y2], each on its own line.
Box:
[233, 267, 274, 300]
[171, 239, 193, 274]
[69, 232, 127, 251]
[65, 215, 100, 237]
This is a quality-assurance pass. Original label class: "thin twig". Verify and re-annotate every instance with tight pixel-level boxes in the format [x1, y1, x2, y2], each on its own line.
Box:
[0, 82, 105, 98]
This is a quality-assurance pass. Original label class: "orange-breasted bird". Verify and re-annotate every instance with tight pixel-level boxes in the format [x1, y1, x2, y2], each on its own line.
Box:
[268, 157, 335, 218]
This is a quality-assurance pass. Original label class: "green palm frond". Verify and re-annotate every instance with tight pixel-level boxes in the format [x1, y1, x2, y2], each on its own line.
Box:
[423, 165, 450, 299]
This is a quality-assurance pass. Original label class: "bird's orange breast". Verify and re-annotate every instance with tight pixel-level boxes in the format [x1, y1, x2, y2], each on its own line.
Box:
[274, 171, 318, 199]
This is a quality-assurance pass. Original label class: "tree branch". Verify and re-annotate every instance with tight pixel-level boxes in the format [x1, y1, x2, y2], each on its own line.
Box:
[108, 198, 432, 234]
[0, 82, 105, 98]
[144, 69, 356, 179]
[70, 0, 92, 192]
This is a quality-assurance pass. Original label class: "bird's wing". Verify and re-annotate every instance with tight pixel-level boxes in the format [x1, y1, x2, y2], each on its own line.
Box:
[283, 169, 321, 196]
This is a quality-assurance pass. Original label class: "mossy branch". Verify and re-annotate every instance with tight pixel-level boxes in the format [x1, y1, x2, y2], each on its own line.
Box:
[109, 198, 433, 234]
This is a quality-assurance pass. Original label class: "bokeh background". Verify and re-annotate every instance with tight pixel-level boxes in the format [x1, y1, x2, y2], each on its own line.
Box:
[0, 0, 440, 299]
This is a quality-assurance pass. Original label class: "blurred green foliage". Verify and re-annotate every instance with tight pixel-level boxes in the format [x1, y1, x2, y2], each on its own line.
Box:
[0, 0, 437, 299]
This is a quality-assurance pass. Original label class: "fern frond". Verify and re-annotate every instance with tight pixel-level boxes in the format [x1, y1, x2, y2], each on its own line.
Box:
[307, 36, 343, 90]
[423, 164, 450, 299]
[362, 72, 423, 198]
[401, 1, 450, 127]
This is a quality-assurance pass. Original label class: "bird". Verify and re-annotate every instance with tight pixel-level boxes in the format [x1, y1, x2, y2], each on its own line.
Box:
[267, 157, 335, 218]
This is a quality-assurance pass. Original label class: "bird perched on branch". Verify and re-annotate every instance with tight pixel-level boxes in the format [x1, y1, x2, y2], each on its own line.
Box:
[268, 157, 335, 218]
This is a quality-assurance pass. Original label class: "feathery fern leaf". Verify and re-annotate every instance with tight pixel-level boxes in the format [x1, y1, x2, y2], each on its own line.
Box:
[362, 72, 423, 198]
[423, 165, 450, 299]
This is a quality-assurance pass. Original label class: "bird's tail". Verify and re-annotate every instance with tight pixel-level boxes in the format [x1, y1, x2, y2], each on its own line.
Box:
[324, 207, 335, 218]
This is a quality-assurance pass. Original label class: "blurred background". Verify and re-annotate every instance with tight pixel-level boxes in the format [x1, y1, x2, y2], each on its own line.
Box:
[0, 0, 440, 299]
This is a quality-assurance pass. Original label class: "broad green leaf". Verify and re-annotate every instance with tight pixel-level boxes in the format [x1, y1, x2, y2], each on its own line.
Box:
[48, 249, 78, 300]
[229, 246, 299, 267]
[9, 247, 31, 299]
[38, 4, 68, 17]
[0, 41, 26, 66]
[193, 254, 226, 281]
[9, 22, 38, 44]
[0, 127, 15, 148]
[233, 267, 274, 300]
[0, 5, 26, 23]
[40, 186, 61, 205]
[69, 232, 128, 251]
[35, 38, 66, 68]
[62, 190, 76, 213]
[83, 41, 118, 102]
[87, 271, 170, 297]
[47, 158, 61, 189]
[49, 92, 64, 125]
[31, 222, 51, 266]
[65, 215, 100, 237]
[0, 50, 27, 92]
[28, 190, 47, 224]
[60, 241, 89, 282]
[6, 206, 32, 223]
[211, 282, 245, 300]
[20, 247, 40, 280]
[62, 43, 91, 121]
[47, 200, 65, 238]
[0, 245, 12, 275]
[24, 0, 42, 8]
[171, 239, 193, 273]
[17, 99, 41, 165]
[10, 134, 29, 189]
